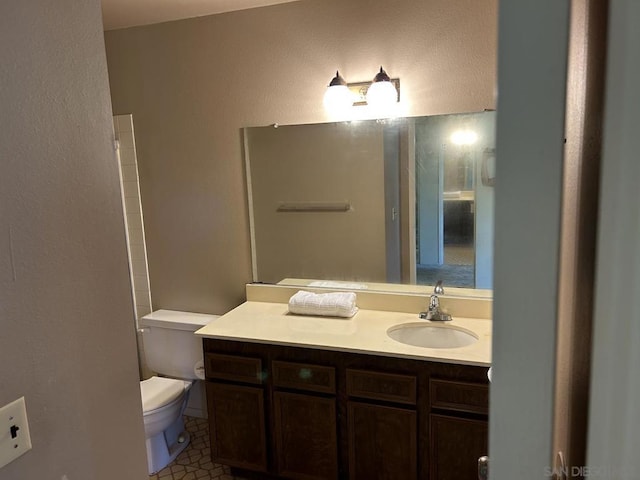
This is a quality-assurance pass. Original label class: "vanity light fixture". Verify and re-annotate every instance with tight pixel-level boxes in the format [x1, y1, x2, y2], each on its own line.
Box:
[365, 66, 399, 110]
[323, 67, 401, 116]
[323, 70, 353, 114]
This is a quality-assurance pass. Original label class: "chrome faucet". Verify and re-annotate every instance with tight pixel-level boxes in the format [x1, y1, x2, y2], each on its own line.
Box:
[419, 281, 452, 321]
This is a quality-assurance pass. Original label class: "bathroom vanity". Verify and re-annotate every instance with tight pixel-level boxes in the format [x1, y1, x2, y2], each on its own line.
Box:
[196, 285, 492, 480]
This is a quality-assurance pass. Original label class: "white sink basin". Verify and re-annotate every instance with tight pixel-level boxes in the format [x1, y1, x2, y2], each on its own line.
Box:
[387, 322, 478, 349]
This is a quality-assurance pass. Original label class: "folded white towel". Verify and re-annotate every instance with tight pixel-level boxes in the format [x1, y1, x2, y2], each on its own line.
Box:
[288, 290, 358, 318]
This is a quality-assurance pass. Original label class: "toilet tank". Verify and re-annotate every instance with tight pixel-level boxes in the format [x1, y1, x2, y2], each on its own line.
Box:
[139, 310, 219, 379]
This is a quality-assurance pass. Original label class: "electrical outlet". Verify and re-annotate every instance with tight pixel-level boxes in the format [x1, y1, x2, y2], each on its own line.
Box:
[0, 397, 32, 469]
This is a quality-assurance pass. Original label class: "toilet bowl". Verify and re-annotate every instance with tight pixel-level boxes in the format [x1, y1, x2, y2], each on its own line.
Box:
[140, 376, 193, 474]
[138, 310, 219, 475]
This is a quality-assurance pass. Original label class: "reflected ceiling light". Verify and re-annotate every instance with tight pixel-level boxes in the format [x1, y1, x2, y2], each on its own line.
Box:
[451, 129, 478, 145]
[365, 66, 398, 110]
[323, 71, 353, 114]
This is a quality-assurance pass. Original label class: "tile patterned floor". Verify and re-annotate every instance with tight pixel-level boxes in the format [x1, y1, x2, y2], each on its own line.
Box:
[149, 416, 245, 480]
[417, 263, 474, 287]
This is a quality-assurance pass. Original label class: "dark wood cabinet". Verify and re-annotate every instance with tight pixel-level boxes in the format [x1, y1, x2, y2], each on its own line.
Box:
[429, 415, 488, 480]
[272, 360, 339, 479]
[203, 339, 489, 480]
[348, 401, 417, 480]
[274, 391, 338, 479]
[205, 382, 268, 472]
[428, 378, 489, 480]
[346, 368, 418, 480]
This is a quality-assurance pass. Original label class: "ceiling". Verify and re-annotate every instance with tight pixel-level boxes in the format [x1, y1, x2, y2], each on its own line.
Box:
[101, 0, 302, 30]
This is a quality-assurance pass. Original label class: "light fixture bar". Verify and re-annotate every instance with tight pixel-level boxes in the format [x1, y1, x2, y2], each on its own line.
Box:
[347, 78, 400, 106]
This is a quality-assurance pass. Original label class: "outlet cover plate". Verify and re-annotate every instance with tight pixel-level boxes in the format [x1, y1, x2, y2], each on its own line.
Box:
[0, 397, 32, 468]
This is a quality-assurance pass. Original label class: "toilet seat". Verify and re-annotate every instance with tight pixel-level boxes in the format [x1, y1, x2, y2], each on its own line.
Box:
[140, 376, 189, 413]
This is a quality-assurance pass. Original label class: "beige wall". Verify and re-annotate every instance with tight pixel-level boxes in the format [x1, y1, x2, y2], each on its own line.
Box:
[0, 1, 148, 479]
[104, 0, 497, 314]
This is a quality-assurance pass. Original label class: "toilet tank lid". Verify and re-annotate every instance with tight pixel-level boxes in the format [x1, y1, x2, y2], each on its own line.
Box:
[140, 309, 220, 331]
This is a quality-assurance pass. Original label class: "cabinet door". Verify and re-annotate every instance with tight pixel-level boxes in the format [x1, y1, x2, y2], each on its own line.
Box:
[429, 414, 488, 480]
[206, 382, 268, 472]
[273, 391, 338, 480]
[348, 401, 417, 480]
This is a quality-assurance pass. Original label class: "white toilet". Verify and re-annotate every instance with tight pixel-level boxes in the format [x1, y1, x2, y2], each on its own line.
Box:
[138, 309, 219, 474]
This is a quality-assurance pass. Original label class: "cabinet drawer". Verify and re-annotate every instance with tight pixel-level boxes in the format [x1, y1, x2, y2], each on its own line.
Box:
[429, 379, 489, 415]
[273, 361, 336, 394]
[205, 353, 263, 384]
[346, 369, 417, 405]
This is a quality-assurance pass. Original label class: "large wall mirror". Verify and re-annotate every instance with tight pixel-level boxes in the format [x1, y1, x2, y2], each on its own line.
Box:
[244, 111, 496, 294]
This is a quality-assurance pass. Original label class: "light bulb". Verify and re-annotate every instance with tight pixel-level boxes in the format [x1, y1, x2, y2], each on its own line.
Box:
[323, 71, 353, 115]
[365, 66, 398, 114]
[323, 85, 352, 113]
[366, 81, 397, 109]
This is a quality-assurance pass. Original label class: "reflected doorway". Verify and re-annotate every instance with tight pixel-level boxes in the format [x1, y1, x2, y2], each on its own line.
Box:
[415, 112, 496, 288]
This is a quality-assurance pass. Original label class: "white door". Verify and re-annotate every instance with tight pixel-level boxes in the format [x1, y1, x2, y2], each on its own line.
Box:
[586, 0, 640, 476]
[490, 0, 571, 478]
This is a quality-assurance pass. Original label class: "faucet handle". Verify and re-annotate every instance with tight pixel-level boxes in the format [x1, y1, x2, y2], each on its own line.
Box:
[434, 280, 444, 295]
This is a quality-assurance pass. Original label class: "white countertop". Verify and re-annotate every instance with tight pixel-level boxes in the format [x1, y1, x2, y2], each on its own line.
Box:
[195, 301, 492, 367]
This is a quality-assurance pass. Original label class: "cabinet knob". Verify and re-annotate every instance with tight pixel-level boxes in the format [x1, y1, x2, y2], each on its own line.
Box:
[478, 456, 489, 480]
